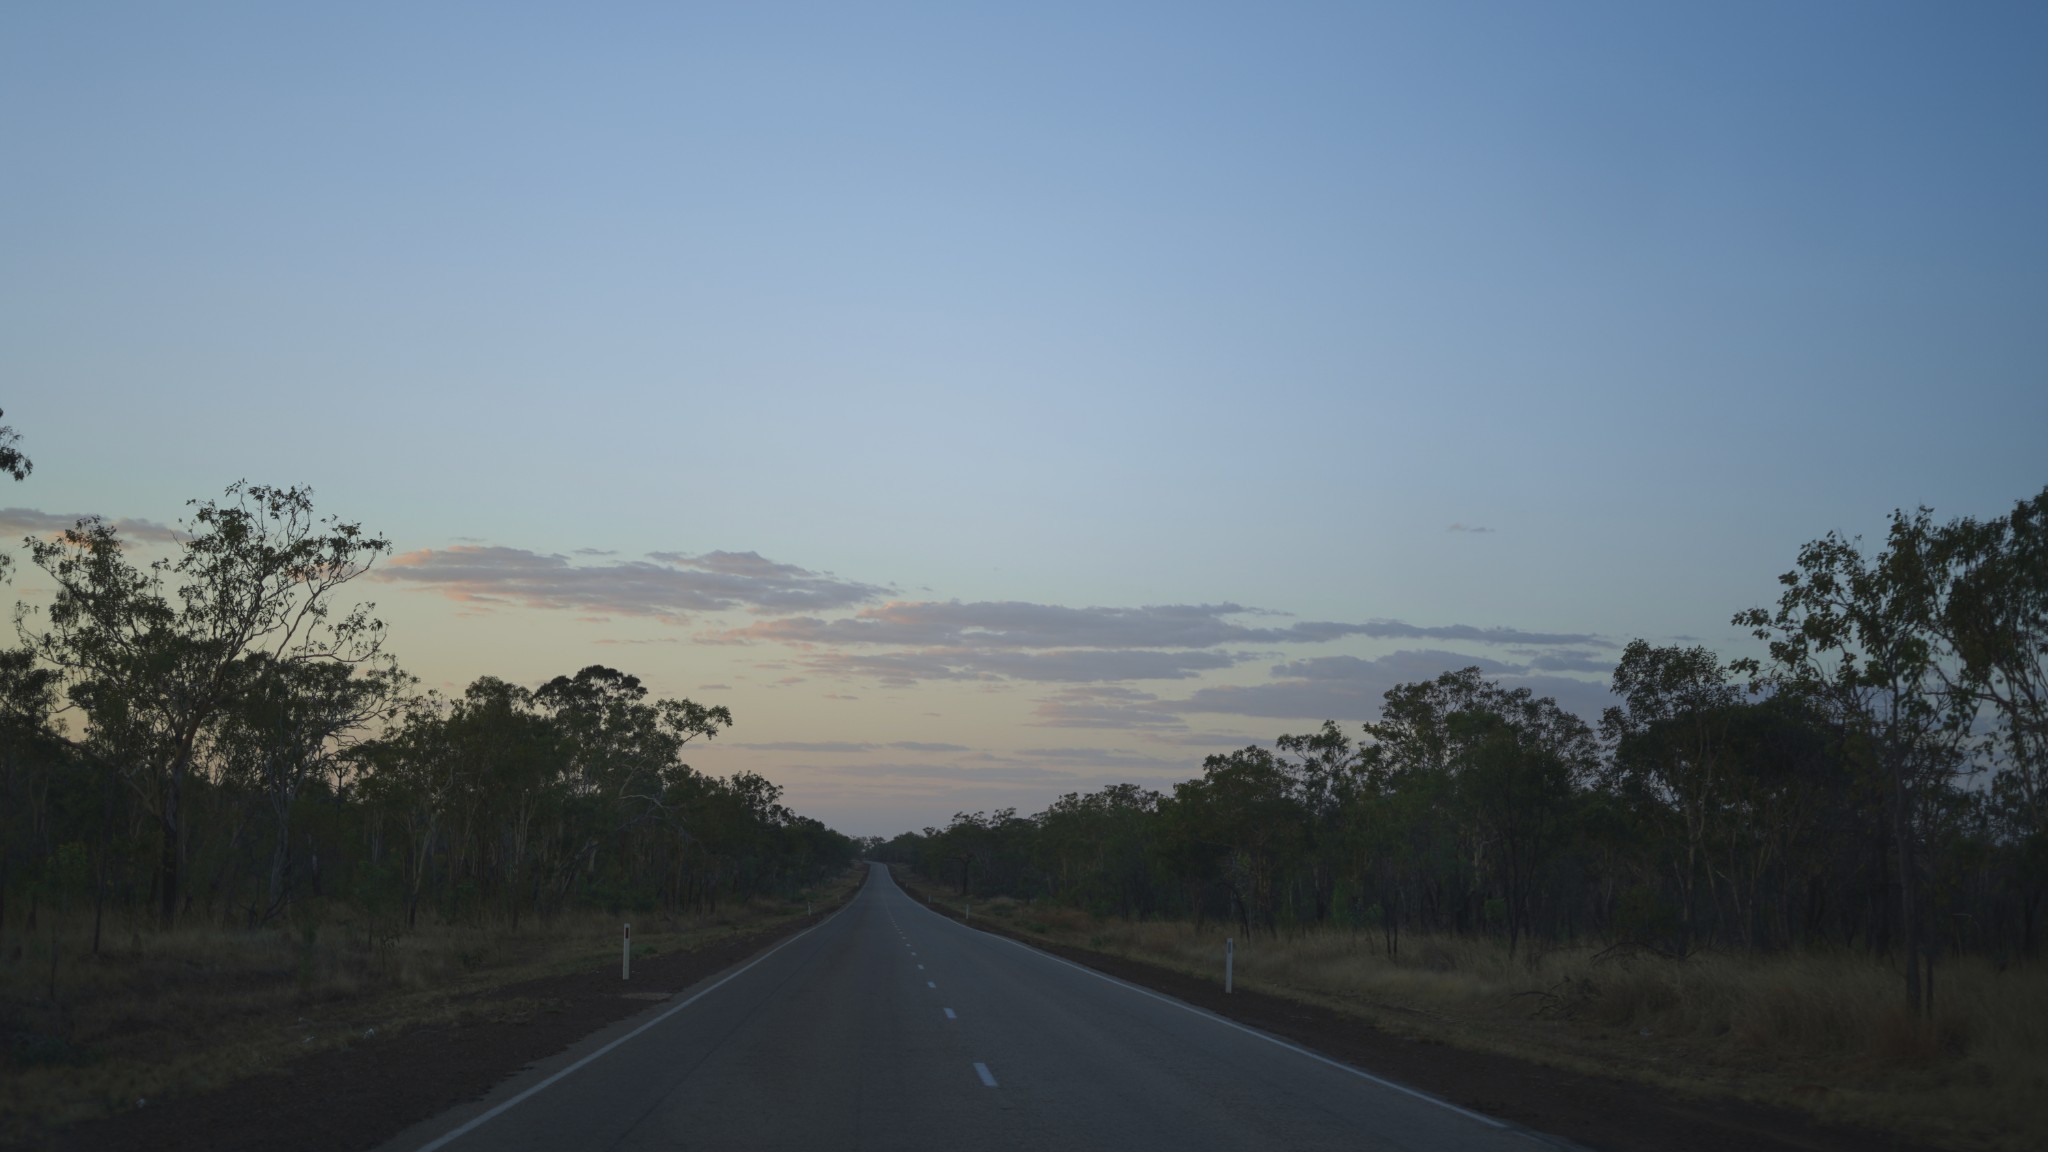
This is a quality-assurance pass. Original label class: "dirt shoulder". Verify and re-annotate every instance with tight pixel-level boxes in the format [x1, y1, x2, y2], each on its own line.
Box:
[8, 897, 852, 1152]
[892, 870, 1940, 1152]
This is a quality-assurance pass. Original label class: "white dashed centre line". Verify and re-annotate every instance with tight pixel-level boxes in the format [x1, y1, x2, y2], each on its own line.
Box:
[927, 980, 936, 989]
[973, 1062, 998, 1088]
[943, 1008, 957, 1020]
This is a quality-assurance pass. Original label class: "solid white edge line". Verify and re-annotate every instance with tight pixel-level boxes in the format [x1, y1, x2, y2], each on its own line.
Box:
[973, 1061, 998, 1087]
[411, 893, 859, 1152]
[896, 877, 1507, 1132]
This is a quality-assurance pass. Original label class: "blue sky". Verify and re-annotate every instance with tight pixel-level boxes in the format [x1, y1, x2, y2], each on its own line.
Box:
[5, 2, 2044, 834]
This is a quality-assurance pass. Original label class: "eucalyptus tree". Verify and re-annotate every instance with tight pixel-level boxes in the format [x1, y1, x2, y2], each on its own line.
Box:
[1037, 783, 1161, 916]
[437, 677, 565, 922]
[19, 483, 389, 927]
[0, 408, 28, 482]
[532, 665, 731, 906]
[927, 810, 995, 897]
[1735, 517, 1977, 1012]
[0, 406, 29, 585]
[0, 645, 63, 934]
[1360, 668, 1513, 933]
[1600, 642, 1746, 954]
[1451, 703, 1594, 957]
[1894, 488, 2048, 956]
[1275, 720, 1360, 924]
[1162, 746, 1305, 936]
[355, 692, 458, 928]
[1928, 490, 2048, 846]
[215, 653, 410, 921]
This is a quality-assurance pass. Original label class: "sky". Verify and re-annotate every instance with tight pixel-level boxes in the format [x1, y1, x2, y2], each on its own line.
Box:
[3, 2, 2044, 836]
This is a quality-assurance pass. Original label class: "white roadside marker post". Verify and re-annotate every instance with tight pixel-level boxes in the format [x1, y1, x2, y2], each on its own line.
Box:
[965, 902, 970, 922]
[623, 923, 631, 981]
[1225, 937, 1233, 994]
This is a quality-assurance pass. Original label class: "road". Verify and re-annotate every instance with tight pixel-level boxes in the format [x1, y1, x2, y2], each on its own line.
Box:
[382, 863, 1561, 1152]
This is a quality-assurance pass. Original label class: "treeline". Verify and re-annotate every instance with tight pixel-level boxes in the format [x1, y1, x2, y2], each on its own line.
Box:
[0, 477, 857, 940]
[879, 489, 2047, 1012]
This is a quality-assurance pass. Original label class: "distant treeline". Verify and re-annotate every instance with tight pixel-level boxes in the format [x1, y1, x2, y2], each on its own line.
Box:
[877, 487, 2047, 1013]
[0, 475, 857, 940]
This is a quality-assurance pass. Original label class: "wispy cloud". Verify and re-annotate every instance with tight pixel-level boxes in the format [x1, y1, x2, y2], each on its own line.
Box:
[1141, 731, 1273, 749]
[730, 739, 973, 754]
[796, 760, 1079, 784]
[1447, 522, 1496, 534]
[714, 600, 1339, 649]
[1323, 621, 1608, 647]
[733, 740, 883, 753]
[795, 647, 1240, 686]
[377, 546, 885, 620]
[1012, 746, 1189, 772]
[1029, 686, 1188, 730]
[722, 600, 1603, 650]
[0, 507, 182, 544]
[1176, 651, 1614, 722]
[1519, 649, 1617, 674]
[712, 599, 1607, 686]
[1024, 650, 1617, 729]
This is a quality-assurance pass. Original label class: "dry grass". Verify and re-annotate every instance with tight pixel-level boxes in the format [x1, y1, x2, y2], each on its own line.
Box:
[0, 873, 857, 1141]
[946, 891, 2047, 1152]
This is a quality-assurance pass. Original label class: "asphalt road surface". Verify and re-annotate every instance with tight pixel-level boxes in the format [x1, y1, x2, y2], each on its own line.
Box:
[381, 864, 1563, 1152]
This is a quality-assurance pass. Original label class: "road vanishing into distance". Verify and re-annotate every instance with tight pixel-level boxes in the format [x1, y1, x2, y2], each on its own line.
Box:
[382, 864, 1560, 1152]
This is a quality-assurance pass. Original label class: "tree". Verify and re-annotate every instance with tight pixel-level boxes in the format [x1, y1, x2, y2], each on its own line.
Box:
[1037, 783, 1161, 917]
[1164, 747, 1303, 936]
[1735, 516, 1975, 1013]
[0, 645, 64, 934]
[1923, 488, 2048, 954]
[0, 407, 29, 586]
[214, 653, 409, 921]
[1932, 490, 2048, 840]
[19, 483, 390, 927]
[0, 408, 29, 483]
[1361, 668, 1596, 952]
[531, 665, 731, 903]
[1600, 642, 1745, 954]
[1276, 720, 1359, 924]
[355, 693, 459, 928]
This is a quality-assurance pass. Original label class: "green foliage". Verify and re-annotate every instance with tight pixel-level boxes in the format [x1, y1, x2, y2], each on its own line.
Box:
[0, 408, 29, 483]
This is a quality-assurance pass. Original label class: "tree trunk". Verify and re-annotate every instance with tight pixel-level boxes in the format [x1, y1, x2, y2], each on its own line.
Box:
[93, 766, 111, 954]
[158, 765, 183, 930]
[267, 798, 294, 920]
[1891, 750, 1923, 1015]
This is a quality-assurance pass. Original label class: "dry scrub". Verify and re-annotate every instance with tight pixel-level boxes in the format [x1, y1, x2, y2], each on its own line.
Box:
[947, 892, 2046, 1152]
[0, 872, 856, 1143]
